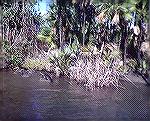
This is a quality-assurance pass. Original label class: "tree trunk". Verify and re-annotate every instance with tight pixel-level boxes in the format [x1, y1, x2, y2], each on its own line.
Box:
[59, 16, 63, 49]
[56, 0, 63, 49]
[22, 0, 25, 39]
[148, 1, 150, 46]
[82, 0, 91, 46]
[0, 4, 2, 53]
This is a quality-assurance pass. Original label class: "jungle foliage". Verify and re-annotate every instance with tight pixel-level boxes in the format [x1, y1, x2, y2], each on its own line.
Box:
[1, 0, 150, 85]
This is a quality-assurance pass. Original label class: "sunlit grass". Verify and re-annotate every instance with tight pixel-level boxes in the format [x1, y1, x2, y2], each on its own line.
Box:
[22, 57, 54, 71]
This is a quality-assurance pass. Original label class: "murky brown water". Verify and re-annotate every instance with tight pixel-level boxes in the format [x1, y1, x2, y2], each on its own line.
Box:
[0, 69, 150, 121]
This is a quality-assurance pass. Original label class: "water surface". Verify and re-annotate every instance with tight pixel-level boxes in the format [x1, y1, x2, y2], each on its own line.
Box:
[0, 70, 150, 121]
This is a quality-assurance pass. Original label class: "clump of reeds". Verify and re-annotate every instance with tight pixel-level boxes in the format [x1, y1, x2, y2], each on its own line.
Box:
[69, 44, 135, 89]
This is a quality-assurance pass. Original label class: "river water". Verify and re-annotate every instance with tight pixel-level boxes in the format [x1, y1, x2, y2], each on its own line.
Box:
[0, 70, 150, 121]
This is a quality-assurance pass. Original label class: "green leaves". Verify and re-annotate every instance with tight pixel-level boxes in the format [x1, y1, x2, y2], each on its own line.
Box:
[41, 27, 51, 36]
[125, 0, 140, 5]
[125, 13, 133, 21]
[10, 54, 22, 66]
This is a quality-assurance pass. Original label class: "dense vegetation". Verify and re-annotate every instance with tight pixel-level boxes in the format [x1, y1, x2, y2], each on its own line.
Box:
[1, 0, 150, 87]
